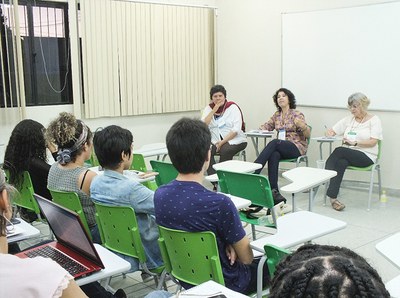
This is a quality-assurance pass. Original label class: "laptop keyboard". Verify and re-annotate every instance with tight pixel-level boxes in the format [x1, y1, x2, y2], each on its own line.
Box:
[25, 246, 88, 276]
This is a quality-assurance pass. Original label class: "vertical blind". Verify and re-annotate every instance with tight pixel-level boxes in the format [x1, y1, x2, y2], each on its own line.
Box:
[80, 0, 215, 118]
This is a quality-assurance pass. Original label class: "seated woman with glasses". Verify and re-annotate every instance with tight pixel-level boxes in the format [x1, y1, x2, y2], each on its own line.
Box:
[325, 93, 383, 211]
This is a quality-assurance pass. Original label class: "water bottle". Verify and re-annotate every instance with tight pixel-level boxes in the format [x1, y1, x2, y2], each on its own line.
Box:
[258, 215, 271, 226]
[380, 190, 388, 208]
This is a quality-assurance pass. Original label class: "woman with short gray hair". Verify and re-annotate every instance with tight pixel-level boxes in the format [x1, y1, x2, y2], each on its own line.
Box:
[325, 92, 383, 211]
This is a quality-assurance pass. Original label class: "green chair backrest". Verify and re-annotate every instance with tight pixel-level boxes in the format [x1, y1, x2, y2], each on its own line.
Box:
[89, 149, 100, 167]
[264, 244, 291, 278]
[94, 202, 147, 263]
[11, 171, 41, 215]
[150, 160, 179, 187]
[158, 225, 225, 286]
[49, 189, 92, 239]
[130, 153, 148, 172]
[217, 170, 275, 209]
[130, 154, 158, 191]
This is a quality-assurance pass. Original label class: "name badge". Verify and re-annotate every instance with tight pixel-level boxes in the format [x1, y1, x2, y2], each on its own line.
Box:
[278, 129, 286, 140]
[347, 131, 357, 142]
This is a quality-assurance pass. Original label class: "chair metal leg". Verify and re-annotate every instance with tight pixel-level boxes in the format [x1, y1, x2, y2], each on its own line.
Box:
[256, 255, 268, 298]
[251, 224, 256, 241]
[377, 165, 382, 198]
[367, 167, 376, 211]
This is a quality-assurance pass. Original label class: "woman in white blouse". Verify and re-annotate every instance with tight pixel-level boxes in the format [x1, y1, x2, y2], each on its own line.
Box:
[201, 85, 247, 177]
[325, 92, 383, 211]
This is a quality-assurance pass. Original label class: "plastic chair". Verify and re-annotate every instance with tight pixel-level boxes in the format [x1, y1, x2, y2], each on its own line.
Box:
[130, 153, 158, 191]
[264, 244, 291, 277]
[94, 202, 164, 285]
[157, 225, 225, 288]
[256, 244, 291, 298]
[324, 140, 382, 211]
[217, 170, 277, 240]
[49, 189, 92, 239]
[11, 171, 42, 219]
[149, 160, 179, 187]
[279, 125, 312, 167]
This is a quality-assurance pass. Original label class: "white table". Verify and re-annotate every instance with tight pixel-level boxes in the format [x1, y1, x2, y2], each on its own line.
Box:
[245, 130, 274, 156]
[172, 280, 248, 298]
[250, 211, 347, 252]
[386, 275, 400, 298]
[251, 210, 346, 298]
[311, 136, 342, 160]
[135, 143, 168, 161]
[7, 218, 40, 243]
[280, 167, 337, 212]
[76, 244, 131, 286]
[223, 193, 252, 210]
[206, 160, 262, 183]
[376, 232, 400, 269]
[88, 167, 156, 183]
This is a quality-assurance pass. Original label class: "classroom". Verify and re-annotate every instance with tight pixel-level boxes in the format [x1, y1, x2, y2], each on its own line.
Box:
[1, 0, 399, 297]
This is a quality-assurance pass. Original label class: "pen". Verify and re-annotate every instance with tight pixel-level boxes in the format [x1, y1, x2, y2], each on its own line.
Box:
[324, 125, 328, 129]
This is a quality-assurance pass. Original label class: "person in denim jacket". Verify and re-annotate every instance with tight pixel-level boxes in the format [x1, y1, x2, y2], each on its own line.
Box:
[90, 125, 163, 277]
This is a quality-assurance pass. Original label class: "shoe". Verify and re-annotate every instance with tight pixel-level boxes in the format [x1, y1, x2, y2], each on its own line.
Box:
[272, 189, 287, 205]
[141, 272, 153, 283]
[114, 289, 127, 298]
[331, 199, 345, 211]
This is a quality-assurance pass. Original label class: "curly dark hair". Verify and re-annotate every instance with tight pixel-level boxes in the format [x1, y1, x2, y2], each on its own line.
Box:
[46, 112, 92, 164]
[272, 88, 296, 111]
[3, 119, 47, 187]
[270, 244, 390, 298]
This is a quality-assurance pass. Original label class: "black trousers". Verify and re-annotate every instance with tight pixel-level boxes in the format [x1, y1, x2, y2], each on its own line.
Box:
[254, 139, 300, 190]
[326, 147, 373, 198]
[207, 142, 247, 175]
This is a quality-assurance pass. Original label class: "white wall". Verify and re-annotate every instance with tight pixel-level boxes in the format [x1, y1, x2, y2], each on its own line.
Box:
[216, 0, 399, 190]
[1, 0, 398, 190]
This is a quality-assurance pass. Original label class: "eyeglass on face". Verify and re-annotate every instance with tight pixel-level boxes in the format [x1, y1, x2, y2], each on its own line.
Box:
[348, 103, 360, 110]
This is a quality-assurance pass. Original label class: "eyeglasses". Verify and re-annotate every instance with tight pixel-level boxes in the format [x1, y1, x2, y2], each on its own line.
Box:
[348, 104, 360, 110]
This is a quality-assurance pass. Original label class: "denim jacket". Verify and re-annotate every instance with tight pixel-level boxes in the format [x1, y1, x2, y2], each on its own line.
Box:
[90, 169, 162, 272]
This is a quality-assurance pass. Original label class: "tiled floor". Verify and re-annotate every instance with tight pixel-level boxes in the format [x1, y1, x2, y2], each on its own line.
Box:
[17, 177, 400, 297]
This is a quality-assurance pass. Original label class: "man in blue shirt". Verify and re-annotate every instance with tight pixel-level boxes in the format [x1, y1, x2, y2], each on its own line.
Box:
[90, 125, 163, 277]
[154, 118, 268, 294]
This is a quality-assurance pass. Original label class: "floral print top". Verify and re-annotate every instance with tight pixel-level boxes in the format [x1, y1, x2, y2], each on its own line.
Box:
[261, 109, 309, 155]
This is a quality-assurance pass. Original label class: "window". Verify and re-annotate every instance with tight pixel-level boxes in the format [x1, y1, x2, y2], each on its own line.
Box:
[0, 0, 72, 108]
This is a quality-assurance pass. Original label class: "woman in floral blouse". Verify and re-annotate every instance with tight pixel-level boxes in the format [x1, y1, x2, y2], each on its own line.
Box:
[254, 88, 310, 205]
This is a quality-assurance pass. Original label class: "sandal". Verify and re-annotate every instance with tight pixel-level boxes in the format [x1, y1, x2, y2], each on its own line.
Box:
[331, 199, 345, 211]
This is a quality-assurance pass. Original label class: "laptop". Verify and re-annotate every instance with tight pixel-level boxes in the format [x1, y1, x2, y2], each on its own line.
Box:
[16, 194, 104, 278]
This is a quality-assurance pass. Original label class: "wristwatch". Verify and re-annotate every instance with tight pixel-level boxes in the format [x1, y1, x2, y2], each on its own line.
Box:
[355, 142, 358, 146]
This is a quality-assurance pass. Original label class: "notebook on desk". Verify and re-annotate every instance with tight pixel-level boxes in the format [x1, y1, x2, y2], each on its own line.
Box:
[16, 194, 104, 278]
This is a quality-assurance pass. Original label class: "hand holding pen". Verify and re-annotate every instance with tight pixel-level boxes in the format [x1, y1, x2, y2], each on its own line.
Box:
[325, 125, 336, 137]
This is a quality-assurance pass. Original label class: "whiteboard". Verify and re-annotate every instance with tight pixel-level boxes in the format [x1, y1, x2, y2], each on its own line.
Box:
[282, 2, 400, 111]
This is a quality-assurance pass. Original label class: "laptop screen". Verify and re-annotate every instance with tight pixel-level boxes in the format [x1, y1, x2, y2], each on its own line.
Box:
[34, 194, 103, 267]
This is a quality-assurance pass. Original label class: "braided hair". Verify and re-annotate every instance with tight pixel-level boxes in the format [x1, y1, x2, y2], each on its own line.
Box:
[270, 244, 389, 298]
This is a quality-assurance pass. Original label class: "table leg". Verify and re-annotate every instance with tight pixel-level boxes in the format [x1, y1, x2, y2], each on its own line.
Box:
[319, 142, 323, 160]
[329, 142, 333, 155]
[251, 136, 260, 156]
[291, 193, 296, 212]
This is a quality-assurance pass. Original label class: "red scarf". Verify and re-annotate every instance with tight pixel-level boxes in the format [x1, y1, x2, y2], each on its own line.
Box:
[209, 100, 246, 132]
